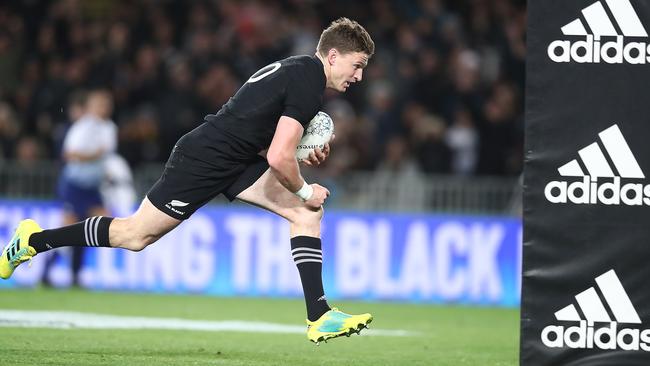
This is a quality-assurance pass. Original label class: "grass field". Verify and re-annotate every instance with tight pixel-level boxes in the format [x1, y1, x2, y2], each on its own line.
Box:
[0, 289, 519, 365]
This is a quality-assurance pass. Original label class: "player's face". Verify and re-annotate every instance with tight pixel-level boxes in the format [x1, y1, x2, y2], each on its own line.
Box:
[87, 92, 114, 119]
[329, 51, 369, 92]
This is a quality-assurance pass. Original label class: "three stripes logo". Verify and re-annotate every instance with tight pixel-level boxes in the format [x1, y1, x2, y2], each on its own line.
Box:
[544, 124, 650, 205]
[84, 217, 103, 247]
[6, 239, 19, 261]
[291, 247, 322, 265]
[548, 0, 650, 64]
[541, 269, 650, 351]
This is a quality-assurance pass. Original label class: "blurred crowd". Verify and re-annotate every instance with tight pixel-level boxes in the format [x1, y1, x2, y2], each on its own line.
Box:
[0, 0, 525, 178]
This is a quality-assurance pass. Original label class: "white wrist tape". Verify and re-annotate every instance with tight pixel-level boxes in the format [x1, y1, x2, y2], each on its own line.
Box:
[294, 181, 313, 201]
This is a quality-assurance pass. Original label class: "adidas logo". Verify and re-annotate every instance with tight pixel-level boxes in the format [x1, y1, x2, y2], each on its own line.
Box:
[548, 0, 650, 64]
[544, 124, 650, 205]
[541, 269, 650, 351]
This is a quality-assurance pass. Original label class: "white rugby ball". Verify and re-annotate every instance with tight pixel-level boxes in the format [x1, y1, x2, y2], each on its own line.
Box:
[296, 111, 334, 160]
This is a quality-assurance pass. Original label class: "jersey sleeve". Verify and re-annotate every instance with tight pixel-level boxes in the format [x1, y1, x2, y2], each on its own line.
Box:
[103, 121, 118, 153]
[282, 68, 322, 127]
[62, 121, 91, 154]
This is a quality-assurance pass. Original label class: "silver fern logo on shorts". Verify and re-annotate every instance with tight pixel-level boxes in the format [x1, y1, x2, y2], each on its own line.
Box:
[165, 200, 189, 215]
[169, 200, 189, 207]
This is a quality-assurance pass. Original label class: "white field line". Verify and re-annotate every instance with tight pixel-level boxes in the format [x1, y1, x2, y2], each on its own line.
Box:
[0, 310, 415, 337]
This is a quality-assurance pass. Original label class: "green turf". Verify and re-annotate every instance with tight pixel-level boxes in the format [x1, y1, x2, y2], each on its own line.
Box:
[0, 289, 519, 365]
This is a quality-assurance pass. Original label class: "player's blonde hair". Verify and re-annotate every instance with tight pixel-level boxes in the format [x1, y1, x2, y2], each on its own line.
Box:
[317, 18, 374, 57]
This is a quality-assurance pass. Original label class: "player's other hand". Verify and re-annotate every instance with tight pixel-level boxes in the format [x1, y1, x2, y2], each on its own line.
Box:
[305, 184, 330, 209]
[300, 134, 335, 167]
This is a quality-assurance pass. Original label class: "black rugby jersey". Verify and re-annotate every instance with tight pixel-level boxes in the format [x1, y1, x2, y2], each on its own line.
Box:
[184, 55, 326, 164]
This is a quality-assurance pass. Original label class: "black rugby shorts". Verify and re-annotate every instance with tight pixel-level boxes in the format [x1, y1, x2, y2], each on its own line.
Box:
[147, 145, 268, 220]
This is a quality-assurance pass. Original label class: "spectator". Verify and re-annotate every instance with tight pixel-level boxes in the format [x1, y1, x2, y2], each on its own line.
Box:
[0, 0, 525, 178]
[446, 106, 478, 175]
[57, 89, 116, 285]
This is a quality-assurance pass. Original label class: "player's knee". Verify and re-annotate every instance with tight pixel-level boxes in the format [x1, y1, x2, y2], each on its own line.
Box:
[113, 218, 160, 252]
[122, 233, 159, 252]
[291, 206, 323, 227]
[123, 238, 147, 252]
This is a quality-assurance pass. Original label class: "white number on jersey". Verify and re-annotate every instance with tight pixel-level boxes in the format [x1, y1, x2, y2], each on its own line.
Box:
[247, 62, 282, 83]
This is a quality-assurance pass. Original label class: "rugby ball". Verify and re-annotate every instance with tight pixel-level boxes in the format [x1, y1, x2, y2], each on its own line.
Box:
[296, 111, 334, 160]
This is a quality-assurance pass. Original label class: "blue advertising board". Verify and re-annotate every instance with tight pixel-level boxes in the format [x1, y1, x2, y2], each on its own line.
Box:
[0, 200, 521, 306]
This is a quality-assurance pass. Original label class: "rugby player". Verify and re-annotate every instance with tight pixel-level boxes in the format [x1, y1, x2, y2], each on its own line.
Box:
[1, 17, 374, 344]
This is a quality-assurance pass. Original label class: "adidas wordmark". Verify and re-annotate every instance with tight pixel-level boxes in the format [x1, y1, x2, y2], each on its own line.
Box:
[544, 124, 650, 206]
[548, 0, 650, 64]
[541, 269, 650, 351]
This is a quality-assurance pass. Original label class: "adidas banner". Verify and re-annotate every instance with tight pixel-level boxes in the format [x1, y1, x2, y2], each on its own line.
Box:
[523, 0, 650, 364]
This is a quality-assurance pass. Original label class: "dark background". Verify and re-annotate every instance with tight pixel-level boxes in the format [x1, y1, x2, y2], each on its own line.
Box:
[0, 0, 526, 180]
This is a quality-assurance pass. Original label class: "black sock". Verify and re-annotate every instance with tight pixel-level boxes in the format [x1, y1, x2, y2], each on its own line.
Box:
[29, 216, 114, 253]
[291, 236, 331, 321]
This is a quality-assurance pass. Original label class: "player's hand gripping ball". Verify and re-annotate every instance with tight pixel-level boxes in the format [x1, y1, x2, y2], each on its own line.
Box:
[296, 111, 334, 160]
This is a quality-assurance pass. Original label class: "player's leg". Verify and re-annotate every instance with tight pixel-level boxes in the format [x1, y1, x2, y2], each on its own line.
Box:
[0, 197, 181, 279]
[1, 139, 222, 279]
[62, 210, 82, 286]
[75, 205, 111, 274]
[37, 196, 180, 252]
[235, 168, 328, 314]
[70, 201, 110, 285]
[39, 209, 79, 287]
[108, 197, 181, 251]
[45, 178, 90, 285]
[234, 168, 372, 343]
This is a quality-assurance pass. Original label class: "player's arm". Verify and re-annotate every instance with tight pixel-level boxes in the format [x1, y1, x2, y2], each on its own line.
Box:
[267, 116, 329, 208]
[267, 116, 303, 191]
[64, 149, 106, 162]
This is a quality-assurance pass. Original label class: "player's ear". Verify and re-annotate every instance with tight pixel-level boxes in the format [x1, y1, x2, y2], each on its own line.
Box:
[327, 48, 338, 66]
